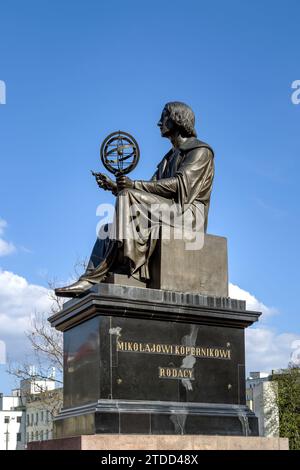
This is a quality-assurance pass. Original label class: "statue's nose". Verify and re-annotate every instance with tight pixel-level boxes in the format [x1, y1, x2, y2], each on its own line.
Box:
[157, 120, 162, 127]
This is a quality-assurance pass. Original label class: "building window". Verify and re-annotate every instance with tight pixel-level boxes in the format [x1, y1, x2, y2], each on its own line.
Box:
[41, 410, 44, 422]
[4, 416, 9, 423]
[26, 432, 29, 442]
[26, 414, 29, 426]
[35, 412, 38, 425]
[17, 416, 22, 423]
[31, 413, 34, 425]
[17, 433, 21, 442]
[40, 430, 44, 441]
[35, 431, 38, 441]
[31, 432, 34, 442]
[46, 429, 49, 440]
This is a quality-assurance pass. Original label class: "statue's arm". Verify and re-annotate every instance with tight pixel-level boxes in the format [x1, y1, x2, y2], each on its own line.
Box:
[133, 147, 213, 200]
[133, 163, 178, 198]
[134, 176, 178, 198]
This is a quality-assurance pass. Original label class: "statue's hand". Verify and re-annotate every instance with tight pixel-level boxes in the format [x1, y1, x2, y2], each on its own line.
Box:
[116, 175, 134, 192]
[93, 172, 117, 194]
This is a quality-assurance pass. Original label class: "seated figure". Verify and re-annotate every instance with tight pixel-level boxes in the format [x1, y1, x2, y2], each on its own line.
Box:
[55, 102, 214, 297]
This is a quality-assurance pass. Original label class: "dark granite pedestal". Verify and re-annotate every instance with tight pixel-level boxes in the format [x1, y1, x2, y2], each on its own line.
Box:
[49, 284, 261, 438]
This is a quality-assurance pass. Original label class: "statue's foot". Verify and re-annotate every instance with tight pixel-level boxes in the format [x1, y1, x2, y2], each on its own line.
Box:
[55, 279, 93, 298]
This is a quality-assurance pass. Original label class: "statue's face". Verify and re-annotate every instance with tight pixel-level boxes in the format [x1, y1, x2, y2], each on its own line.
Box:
[157, 108, 176, 137]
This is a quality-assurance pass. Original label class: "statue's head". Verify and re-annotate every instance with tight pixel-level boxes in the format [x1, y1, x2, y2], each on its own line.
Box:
[158, 102, 197, 138]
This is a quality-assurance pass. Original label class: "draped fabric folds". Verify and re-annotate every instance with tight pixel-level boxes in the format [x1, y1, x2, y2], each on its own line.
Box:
[81, 138, 214, 283]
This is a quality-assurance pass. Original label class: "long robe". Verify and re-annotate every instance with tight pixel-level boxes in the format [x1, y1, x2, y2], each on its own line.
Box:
[81, 137, 214, 283]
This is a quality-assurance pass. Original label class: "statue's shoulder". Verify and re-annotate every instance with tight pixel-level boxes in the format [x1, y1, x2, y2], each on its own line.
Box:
[179, 138, 214, 158]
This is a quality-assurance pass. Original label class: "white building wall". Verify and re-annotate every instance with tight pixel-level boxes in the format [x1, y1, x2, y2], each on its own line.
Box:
[246, 374, 279, 437]
[0, 394, 24, 411]
[26, 405, 54, 443]
[0, 410, 26, 450]
[25, 388, 62, 444]
[20, 378, 56, 396]
[0, 374, 58, 449]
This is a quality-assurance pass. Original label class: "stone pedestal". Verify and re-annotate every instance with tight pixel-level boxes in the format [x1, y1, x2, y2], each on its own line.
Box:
[49, 284, 260, 439]
[28, 434, 289, 450]
[103, 234, 229, 297]
[149, 234, 228, 297]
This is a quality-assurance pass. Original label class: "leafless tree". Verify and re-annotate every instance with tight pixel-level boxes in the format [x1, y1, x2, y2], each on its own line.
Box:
[8, 284, 64, 390]
[8, 258, 87, 393]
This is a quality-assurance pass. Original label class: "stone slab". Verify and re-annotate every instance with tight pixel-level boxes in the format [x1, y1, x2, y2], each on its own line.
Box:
[28, 434, 289, 450]
[104, 273, 147, 288]
[149, 234, 228, 297]
[49, 283, 256, 334]
[61, 315, 248, 408]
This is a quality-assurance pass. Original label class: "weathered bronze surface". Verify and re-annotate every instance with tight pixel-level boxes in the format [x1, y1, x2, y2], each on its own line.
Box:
[55, 102, 214, 297]
[99, 130, 140, 176]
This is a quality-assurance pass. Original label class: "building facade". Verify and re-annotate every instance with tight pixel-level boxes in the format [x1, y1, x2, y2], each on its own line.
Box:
[0, 369, 62, 449]
[25, 388, 63, 444]
[246, 371, 279, 437]
[0, 390, 26, 450]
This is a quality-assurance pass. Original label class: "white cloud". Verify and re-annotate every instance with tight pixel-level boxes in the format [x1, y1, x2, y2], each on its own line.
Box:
[0, 239, 15, 256]
[246, 328, 300, 374]
[229, 282, 277, 318]
[229, 282, 299, 373]
[0, 218, 16, 257]
[0, 269, 53, 360]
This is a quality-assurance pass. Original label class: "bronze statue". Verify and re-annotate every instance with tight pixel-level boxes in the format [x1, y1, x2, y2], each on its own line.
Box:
[55, 102, 214, 297]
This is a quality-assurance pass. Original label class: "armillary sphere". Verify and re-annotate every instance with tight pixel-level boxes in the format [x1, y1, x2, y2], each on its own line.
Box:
[100, 130, 140, 176]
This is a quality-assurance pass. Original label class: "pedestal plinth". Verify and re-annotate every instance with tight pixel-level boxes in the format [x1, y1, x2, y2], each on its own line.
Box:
[49, 284, 261, 438]
[28, 434, 289, 450]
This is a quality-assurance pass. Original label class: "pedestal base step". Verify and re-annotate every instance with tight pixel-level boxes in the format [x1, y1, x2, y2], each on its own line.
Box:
[28, 434, 288, 450]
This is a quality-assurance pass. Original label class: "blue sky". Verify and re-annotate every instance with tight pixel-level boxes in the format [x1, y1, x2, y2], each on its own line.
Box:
[0, 0, 300, 393]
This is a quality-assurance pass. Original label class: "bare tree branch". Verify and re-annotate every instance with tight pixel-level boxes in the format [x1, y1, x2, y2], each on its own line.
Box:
[7, 261, 86, 417]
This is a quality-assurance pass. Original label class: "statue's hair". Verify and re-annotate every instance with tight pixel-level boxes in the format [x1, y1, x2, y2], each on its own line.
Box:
[164, 101, 197, 137]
